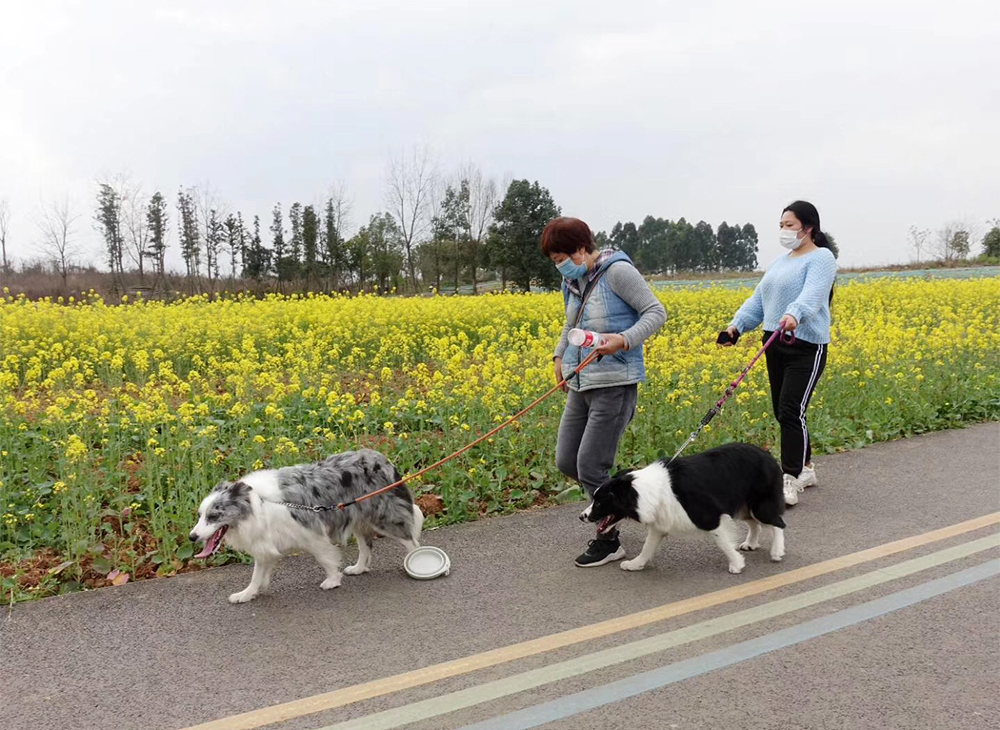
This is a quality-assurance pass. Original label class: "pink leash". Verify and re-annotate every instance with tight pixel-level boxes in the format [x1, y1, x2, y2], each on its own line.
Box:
[667, 328, 795, 463]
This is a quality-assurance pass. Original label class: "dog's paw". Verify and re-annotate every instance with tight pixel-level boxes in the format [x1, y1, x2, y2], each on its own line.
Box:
[320, 576, 342, 590]
[343, 564, 370, 576]
[728, 557, 746, 574]
[228, 590, 257, 604]
[770, 550, 785, 563]
[620, 559, 646, 571]
[738, 541, 759, 552]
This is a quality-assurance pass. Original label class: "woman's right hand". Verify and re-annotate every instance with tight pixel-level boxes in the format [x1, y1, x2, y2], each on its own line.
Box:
[719, 325, 738, 347]
[554, 356, 568, 392]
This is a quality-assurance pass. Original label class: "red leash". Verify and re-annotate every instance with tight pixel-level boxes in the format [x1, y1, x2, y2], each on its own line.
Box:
[667, 328, 794, 463]
[315, 350, 603, 511]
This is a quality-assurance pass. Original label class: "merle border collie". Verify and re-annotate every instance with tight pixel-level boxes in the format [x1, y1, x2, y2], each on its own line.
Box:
[581, 443, 786, 573]
[188, 449, 423, 603]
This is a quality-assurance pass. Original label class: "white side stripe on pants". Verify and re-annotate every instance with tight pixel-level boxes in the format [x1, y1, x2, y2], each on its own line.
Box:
[798, 343, 825, 470]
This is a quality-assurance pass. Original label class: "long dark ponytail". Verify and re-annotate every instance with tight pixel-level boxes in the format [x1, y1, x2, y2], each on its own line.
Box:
[782, 200, 832, 250]
[783, 200, 835, 303]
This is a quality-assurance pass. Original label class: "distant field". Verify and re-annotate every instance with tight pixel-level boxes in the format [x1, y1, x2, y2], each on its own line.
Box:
[434, 265, 1000, 295]
[650, 265, 1000, 290]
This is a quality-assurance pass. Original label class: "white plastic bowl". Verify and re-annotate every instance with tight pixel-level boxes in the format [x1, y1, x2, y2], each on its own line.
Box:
[404, 546, 451, 580]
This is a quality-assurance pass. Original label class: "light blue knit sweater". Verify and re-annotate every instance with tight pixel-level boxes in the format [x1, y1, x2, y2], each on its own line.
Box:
[730, 248, 838, 345]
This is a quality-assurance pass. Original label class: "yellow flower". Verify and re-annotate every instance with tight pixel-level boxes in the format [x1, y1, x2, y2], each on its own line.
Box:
[64, 434, 88, 462]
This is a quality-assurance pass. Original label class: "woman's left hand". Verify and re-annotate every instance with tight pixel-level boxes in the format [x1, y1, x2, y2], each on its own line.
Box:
[778, 314, 798, 332]
[597, 333, 628, 355]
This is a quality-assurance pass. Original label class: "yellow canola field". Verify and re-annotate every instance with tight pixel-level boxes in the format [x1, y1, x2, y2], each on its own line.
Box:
[1, 277, 997, 597]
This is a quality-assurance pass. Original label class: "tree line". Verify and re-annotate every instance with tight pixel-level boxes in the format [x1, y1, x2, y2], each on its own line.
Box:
[2, 156, 997, 298]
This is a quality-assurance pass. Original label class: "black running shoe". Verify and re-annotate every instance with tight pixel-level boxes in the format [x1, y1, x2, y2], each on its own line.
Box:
[574, 535, 626, 567]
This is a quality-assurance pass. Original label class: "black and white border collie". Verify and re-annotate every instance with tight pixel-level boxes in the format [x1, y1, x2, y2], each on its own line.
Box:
[581, 443, 786, 573]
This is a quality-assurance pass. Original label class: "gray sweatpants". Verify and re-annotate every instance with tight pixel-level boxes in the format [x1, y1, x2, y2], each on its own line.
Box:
[555, 384, 638, 497]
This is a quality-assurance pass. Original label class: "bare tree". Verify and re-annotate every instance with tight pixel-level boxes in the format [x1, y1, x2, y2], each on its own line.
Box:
[458, 163, 499, 294]
[0, 198, 11, 275]
[935, 219, 981, 262]
[322, 182, 352, 292]
[122, 181, 151, 282]
[385, 147, 437, 293]
[197, 185, 225, 294]
[908, 225, 930, 263]
[36, 195, 80, 290]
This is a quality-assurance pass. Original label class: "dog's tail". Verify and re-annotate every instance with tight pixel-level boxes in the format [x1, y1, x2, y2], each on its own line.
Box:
[411, 503, 424, 546]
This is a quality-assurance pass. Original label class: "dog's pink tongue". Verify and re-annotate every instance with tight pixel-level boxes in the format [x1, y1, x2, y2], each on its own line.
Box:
[194, 528, 225, 559]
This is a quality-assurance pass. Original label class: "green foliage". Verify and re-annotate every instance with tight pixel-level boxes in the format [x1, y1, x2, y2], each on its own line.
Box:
[605, 218, 757, 274]
[981, 226, 1000, 258]
[487, 180, 561, 290]
[176, 189, 200, 279]
[146, 192, 169, 278]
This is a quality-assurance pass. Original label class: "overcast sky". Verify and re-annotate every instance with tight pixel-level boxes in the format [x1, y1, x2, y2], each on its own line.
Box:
[2, 0, 998, 271]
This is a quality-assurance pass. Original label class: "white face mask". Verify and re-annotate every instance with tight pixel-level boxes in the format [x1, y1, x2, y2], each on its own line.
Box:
[780, 229, 804, 250]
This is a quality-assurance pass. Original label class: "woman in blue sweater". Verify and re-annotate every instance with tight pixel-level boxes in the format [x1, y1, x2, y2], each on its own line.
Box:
[721, 201, 838, 506]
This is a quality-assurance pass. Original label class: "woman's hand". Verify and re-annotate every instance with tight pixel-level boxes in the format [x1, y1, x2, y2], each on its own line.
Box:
[778, 314, 798, 332]
[719, 325, 738, 348]
[596, 333, 628, 356]
[554, 356, 567, 393]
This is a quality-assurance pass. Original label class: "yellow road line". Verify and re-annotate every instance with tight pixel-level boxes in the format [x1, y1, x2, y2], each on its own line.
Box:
[317, 535, 1000, 730]
[179, 512, 999, 730]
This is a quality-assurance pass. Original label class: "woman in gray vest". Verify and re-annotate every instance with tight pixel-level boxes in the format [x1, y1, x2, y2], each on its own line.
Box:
[543, 217, 666, 567]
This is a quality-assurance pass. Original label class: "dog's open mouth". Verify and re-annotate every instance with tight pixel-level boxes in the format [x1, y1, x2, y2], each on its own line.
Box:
[596, 515, 620, 535]
[195, 526, 228, 559]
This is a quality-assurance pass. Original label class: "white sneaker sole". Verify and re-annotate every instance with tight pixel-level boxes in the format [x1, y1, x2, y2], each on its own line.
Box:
[575, 546, 626, 567]
[784, 488, 800, 506]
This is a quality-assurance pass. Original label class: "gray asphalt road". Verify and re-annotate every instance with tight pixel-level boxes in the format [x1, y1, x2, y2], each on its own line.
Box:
[2, 423, 998, 730]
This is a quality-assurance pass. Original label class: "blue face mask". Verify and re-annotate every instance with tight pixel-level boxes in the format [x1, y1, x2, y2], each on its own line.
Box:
[556, 256, 588, 279]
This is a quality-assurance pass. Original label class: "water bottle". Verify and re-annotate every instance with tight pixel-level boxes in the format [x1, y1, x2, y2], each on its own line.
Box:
[568, 328, 608, 349]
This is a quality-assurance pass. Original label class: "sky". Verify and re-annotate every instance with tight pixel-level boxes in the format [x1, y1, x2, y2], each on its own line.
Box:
[1, 0, 998, 271]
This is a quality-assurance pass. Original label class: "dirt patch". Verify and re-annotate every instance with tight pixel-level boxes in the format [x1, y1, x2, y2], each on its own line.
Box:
[0, 548, 66, 589]
[121, 452, 144, 493]
[415, 493, 445, 517]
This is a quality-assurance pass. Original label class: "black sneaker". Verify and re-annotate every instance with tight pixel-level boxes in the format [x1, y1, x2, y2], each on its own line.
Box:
[574, 535, 626, 567]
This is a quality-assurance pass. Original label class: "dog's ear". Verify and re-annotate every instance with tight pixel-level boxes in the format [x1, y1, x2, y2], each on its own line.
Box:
[212, 480, 251, 496]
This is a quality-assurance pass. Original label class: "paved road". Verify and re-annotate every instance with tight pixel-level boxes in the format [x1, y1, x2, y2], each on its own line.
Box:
[2, 423, 999, 730]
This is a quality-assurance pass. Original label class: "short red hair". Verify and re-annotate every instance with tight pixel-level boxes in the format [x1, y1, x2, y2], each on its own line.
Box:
[541, 217, 596, 257]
